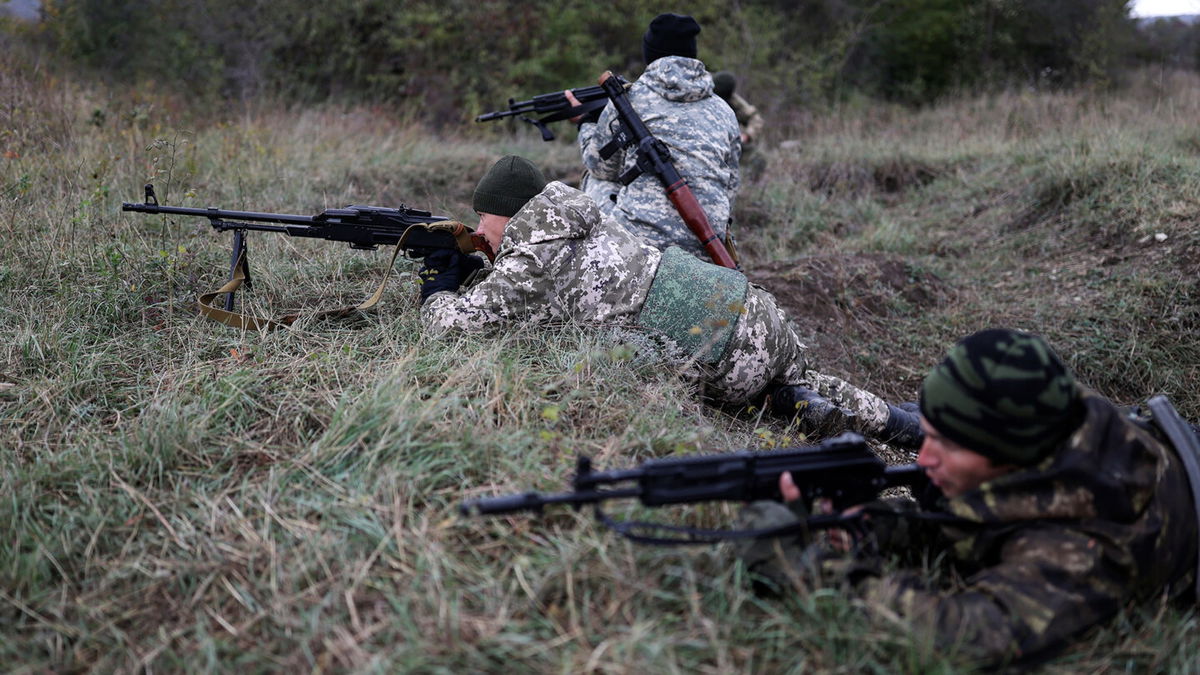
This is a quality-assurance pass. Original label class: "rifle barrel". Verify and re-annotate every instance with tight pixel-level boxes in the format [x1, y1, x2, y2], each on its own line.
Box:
[122, 202, 317, 226]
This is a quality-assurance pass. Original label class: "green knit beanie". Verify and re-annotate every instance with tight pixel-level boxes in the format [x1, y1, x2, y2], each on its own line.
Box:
[919, 328, 1083, 466]
[472, 155, 548, 218]
[712, 71, 736, 101]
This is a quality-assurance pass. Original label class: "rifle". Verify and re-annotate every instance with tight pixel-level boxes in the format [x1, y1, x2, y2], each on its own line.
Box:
[122, 184, 488, 329]
[475, 82, 614, 141]
[593, 71, 739, 269]
[461, 432, 929, 545]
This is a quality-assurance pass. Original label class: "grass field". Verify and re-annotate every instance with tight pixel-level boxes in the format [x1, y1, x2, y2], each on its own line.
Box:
[2, 38, 1199, 672]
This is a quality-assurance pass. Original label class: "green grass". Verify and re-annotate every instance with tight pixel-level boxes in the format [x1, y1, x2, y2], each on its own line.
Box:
[2, 39, 1198, 672]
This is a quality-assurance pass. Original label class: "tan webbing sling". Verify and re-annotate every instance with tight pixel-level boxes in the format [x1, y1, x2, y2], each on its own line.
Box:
[197, 220, 475, 330]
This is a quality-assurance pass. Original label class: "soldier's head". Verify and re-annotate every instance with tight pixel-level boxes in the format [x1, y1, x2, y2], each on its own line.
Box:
[712, 71, 736, 101]
[643, 13, 701, 66]
[472, 155, 548, 251]
[916, 328, 1084, 497]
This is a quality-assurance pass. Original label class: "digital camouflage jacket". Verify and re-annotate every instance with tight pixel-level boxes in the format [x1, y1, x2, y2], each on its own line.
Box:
[850, 388, 1197, 663]
[420, 181, 660, 335]
[419, 182, 893, 431]
[728, 92, 764, 145]
[577, 56, 740, 258]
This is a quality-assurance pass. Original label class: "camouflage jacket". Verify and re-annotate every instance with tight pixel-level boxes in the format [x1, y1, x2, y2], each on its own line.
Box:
[728, 92, 764, 145]
[420, 181, 814, 408]
[420, 181, 661, 334]
[853, 388, 1198, 663]
[577, 56, 740, 258]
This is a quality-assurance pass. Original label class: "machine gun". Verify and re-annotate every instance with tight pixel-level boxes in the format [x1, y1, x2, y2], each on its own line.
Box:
[475, 81, 618, 141]
[122, 184, 486, 329]
[461, 432, 929, 545]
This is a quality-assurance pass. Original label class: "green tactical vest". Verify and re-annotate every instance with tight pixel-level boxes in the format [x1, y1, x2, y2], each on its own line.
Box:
[636, 246, 749, 364]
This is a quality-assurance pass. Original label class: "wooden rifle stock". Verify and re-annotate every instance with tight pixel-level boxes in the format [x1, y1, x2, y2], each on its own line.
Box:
[597, 71, 739, 270]
[663, 177, 738, 269]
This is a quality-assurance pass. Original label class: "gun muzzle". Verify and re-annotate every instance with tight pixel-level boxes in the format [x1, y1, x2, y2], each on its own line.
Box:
[460, 491, 547, 516]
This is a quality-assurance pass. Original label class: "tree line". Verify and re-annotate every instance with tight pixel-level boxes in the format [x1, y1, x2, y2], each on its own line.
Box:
[13, 0, 1192, 124]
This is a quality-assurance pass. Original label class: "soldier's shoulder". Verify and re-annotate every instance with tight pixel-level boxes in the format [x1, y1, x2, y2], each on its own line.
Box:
[505, 182, 602, 246]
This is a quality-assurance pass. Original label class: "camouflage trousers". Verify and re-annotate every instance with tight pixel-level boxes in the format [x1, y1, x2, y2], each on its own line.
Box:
[705, 285, 892, 436]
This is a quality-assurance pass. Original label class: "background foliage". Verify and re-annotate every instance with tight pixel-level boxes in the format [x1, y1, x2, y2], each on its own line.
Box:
[21, 0, 1184, 115]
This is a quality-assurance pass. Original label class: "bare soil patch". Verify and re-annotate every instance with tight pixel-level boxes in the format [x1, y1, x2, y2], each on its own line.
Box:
[746, 253, 950, 400]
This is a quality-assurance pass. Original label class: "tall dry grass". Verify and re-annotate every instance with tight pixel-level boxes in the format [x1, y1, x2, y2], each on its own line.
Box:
[2, 36, 1197, 673]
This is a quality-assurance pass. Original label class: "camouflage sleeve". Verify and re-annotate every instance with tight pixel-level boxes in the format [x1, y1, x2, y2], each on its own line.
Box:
[858, 498, 949, 555]
[419, 244, 553, 336]
[732, 93, 764, 142]
[854, 525, 1124, 664]
[577, 106, 625, 182]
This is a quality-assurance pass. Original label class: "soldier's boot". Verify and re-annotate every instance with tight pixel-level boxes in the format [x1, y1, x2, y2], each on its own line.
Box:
[769, 385, 857, 436]
[880, 403, 924, 449]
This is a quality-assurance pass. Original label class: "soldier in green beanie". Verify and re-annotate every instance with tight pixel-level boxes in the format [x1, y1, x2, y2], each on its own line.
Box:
[736, 327, 1200, 666]
[420, 155, 922, 446]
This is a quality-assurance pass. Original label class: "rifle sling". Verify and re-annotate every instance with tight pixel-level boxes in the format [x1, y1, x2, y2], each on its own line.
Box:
[594, 505, 868, 546]
[196, 220, 474, 330]
[197, 237, 408, 330]
[593, 503, 975, 546]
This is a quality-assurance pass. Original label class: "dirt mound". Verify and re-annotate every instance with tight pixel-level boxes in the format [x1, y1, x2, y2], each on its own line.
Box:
[745, 253, 950, 400]
[748, 253, 945, 327]
[804, 157, 942, 197]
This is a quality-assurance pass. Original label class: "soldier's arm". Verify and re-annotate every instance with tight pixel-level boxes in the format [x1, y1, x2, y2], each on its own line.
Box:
[857, 497, 949, 556]
[853, 525, 1124, 665]
[420, 244, 553, 335]
[732, 93, 764, 142]
[577, 104, 625, 182]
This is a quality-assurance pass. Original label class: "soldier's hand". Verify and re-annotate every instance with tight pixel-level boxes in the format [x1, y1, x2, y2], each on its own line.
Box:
[779, 471, 860, 553]
[565, 89, 584, 124]
[418, 251, 484, 303]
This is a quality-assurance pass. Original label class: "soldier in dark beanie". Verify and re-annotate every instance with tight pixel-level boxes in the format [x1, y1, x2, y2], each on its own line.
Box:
[568, 12, 740, 260]
[642, 12, 700, 64]
[737, 327, 1200, 666]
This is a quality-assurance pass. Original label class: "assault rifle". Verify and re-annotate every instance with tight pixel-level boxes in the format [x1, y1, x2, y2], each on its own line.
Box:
[479, 73, 737, 268]
[475, 81, 616, 141]
[461, 432, 930, 545]
[593, 71, 739, 269]
[122, 184, 487, 329]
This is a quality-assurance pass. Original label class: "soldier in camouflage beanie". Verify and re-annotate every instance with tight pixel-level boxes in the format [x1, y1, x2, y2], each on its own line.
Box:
[737, 326, 1199, 664]
[919, 328, 1084, 466]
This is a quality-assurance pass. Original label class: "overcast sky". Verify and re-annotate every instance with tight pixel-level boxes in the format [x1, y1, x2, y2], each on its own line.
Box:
[1131, 0, 1200, 16]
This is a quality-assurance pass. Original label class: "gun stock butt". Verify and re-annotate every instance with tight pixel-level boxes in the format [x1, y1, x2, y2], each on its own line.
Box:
[665, 182, 738, 269]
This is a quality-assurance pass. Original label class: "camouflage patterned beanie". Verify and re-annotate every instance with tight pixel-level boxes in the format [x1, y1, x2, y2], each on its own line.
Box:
[712, 71, 736, 101]
[472, 155, 548, 218]
[643, 13, 701, 65]
[919, 328, 1083, 466]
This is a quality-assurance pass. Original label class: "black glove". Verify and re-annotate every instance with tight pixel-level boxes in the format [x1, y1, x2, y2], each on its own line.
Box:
[417, 250, 485, 303]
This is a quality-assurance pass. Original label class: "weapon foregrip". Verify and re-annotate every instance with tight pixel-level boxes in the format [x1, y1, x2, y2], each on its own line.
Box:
[461, 492, 547, 516]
